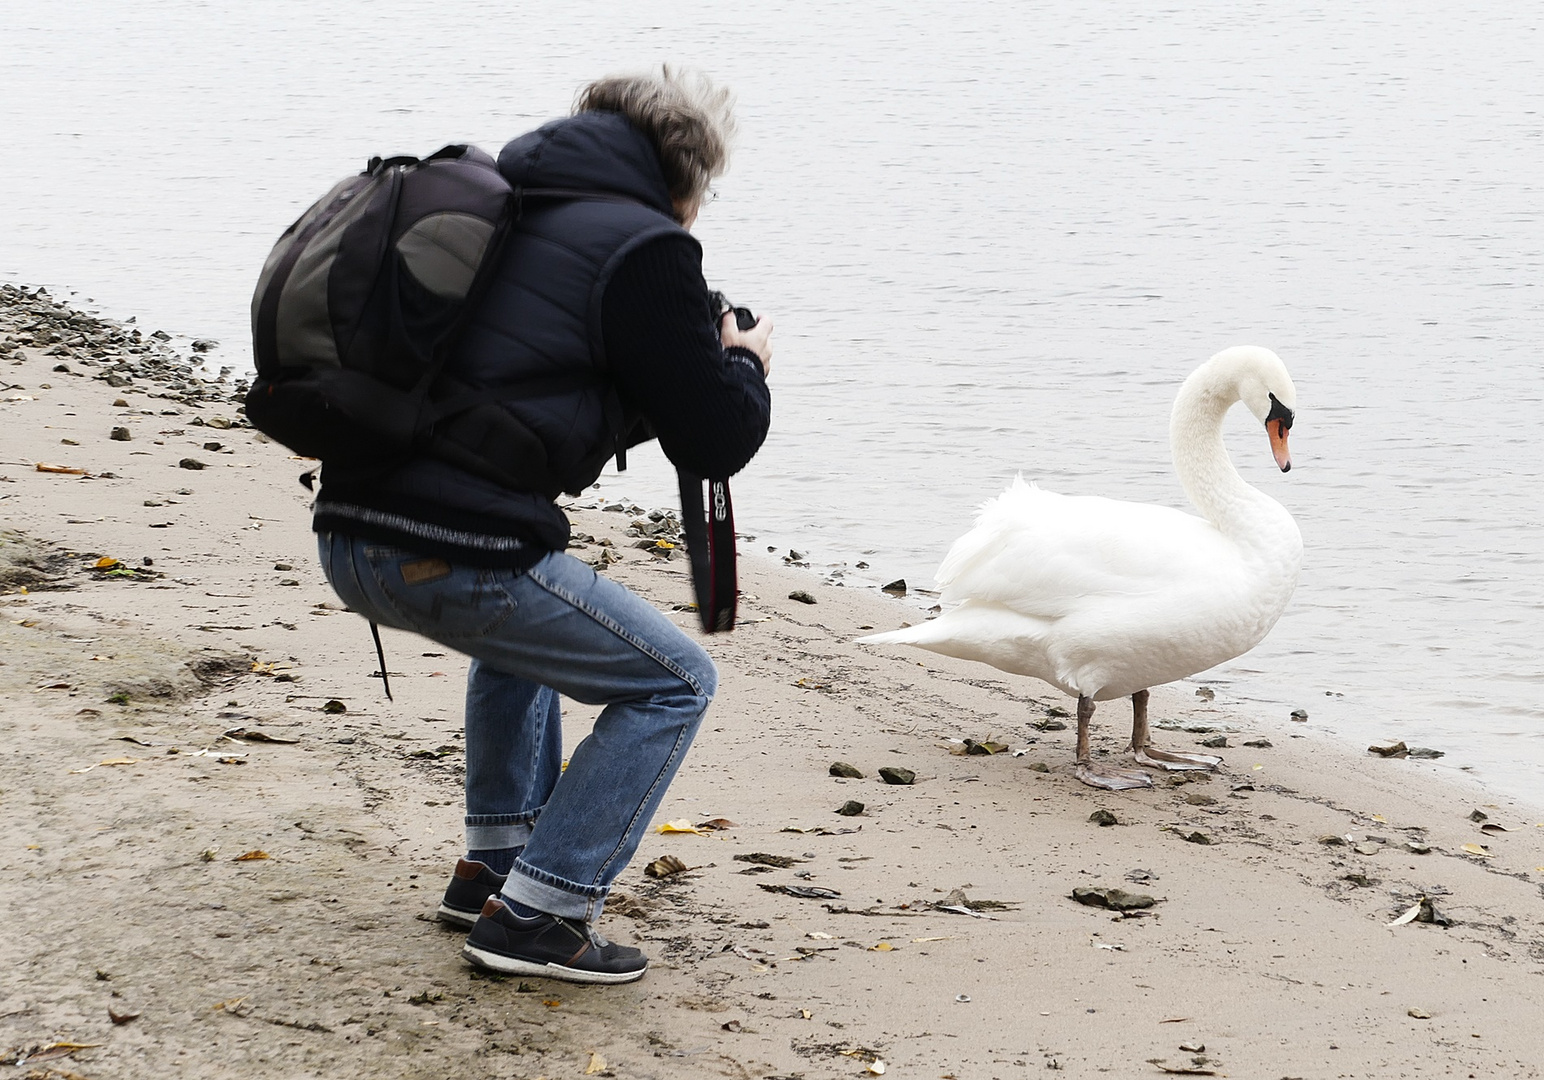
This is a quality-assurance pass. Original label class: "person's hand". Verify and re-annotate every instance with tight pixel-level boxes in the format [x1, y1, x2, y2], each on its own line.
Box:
[721, 311, 773, 378]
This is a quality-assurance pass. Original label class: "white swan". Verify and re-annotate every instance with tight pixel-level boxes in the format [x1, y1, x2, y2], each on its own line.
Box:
[860, 346, 1302, 790]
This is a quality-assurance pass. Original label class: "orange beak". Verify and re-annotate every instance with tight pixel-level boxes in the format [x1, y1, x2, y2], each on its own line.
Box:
[1267, 419, 1291, 472]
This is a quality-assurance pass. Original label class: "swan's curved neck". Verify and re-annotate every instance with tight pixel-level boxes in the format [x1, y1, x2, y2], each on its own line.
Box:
[1169, 377, 1270, 541]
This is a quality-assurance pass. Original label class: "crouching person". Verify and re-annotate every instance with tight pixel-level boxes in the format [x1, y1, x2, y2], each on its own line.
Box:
[314, 68, 773, 984]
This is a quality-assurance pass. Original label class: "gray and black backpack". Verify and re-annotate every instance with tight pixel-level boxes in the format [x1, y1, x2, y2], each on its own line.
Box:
[246, 144, 516, 470]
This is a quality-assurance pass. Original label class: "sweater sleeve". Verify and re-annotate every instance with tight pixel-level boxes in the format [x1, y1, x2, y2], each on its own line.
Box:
[601, 233, 771, 478]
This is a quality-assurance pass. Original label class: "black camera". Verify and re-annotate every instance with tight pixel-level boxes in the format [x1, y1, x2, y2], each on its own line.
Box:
[708, 290, 758, 332]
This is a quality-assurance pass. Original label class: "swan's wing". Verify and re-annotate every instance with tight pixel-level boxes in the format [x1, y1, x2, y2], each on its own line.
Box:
[936, 478, 1240, 617]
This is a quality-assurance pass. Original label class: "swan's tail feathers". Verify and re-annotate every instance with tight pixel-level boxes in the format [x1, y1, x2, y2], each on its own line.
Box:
[856, 625, 926, 647]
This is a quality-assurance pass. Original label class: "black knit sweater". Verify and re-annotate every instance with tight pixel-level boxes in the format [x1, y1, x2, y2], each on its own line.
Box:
[603, 233, 770, 479]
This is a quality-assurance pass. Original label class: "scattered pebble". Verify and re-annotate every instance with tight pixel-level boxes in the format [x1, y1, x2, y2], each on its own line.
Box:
[1088, 809, 1119, 827]
[877, 766, 915, 786]
[829, 761, 863, 779]
[836, 800, 865, 817]
[788, 590, 817, 604]
[1071, 886, 1156, 911]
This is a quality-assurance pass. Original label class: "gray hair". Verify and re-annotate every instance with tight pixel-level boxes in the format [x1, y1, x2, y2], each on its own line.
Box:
[574, 66, 735, 208]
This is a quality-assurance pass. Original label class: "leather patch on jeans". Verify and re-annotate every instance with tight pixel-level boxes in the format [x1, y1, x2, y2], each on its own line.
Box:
[399, 557, 452, 586]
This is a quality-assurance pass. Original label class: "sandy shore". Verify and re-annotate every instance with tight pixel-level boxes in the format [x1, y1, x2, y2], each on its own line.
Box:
[3, 286, 1543, 1079]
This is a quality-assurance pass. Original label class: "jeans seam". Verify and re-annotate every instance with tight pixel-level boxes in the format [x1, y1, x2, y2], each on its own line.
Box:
[465, 810, 541, 826]
[591, 717, 697, 885]
[524, 564, 707, 696]
[338, 533, 371, 613]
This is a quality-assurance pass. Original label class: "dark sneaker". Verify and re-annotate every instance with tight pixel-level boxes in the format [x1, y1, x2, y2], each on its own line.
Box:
[437, 859, 507, 927]
[462, 896, 648, 985]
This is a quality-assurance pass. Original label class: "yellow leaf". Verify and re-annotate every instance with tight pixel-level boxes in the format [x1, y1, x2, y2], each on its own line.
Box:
[1461, 843, 1493, 858]
[233, 849, 270, 861]
[1371, 814, 1387, 823]
[584, 1052, 607, 1074]
[870, 941, 895, 952]
[543, 999, 562, 1008]
[656, 819, 709, 835]
[212, 996, 247, 1011]
[94, 556, 120, 569]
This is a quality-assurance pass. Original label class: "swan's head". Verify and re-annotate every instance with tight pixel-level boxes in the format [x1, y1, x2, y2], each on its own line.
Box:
[1199, 346, 1297, 472]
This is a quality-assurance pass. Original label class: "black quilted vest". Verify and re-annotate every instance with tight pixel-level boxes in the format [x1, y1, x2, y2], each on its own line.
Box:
[314, 112, 691, 556]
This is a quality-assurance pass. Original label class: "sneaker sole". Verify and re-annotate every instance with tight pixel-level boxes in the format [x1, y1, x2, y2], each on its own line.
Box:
[461, 942, 646, 985]
[436, 902, 480, 928]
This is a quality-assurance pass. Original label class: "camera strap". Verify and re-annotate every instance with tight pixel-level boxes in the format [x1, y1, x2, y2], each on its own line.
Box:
[677, 470, 737, 633]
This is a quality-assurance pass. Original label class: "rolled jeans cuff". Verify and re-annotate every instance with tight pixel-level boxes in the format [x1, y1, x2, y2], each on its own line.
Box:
[465, 810, 540, 852]
[501, 855, 610, 923]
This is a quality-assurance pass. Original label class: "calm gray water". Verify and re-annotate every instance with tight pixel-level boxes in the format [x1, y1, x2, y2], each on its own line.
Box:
[3, 2, 1540, 800]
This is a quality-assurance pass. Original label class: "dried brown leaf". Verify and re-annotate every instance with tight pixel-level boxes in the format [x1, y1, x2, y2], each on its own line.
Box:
[644, 855, 689, 879]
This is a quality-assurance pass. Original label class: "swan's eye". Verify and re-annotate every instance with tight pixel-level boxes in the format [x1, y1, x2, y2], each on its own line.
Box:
[1266, 393, 1294, 430]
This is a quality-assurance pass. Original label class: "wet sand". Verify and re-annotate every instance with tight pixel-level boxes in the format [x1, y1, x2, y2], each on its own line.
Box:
[3, 287, 1543, 1079]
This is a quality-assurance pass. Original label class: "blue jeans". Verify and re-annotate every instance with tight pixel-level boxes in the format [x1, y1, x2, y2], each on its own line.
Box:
[317, 532, 716, 922]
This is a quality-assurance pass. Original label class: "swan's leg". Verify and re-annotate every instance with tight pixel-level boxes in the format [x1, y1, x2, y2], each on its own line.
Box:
[1129, 689, 1223, 771]
[1072, 694, 1153, 790]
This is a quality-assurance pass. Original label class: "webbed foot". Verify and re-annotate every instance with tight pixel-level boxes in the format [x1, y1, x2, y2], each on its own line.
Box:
[1073, 761, 1154, 791]
[1133, 746, 1223, 771]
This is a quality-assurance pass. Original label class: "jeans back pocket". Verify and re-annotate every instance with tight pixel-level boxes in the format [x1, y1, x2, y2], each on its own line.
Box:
[366, 548, 517, 640]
